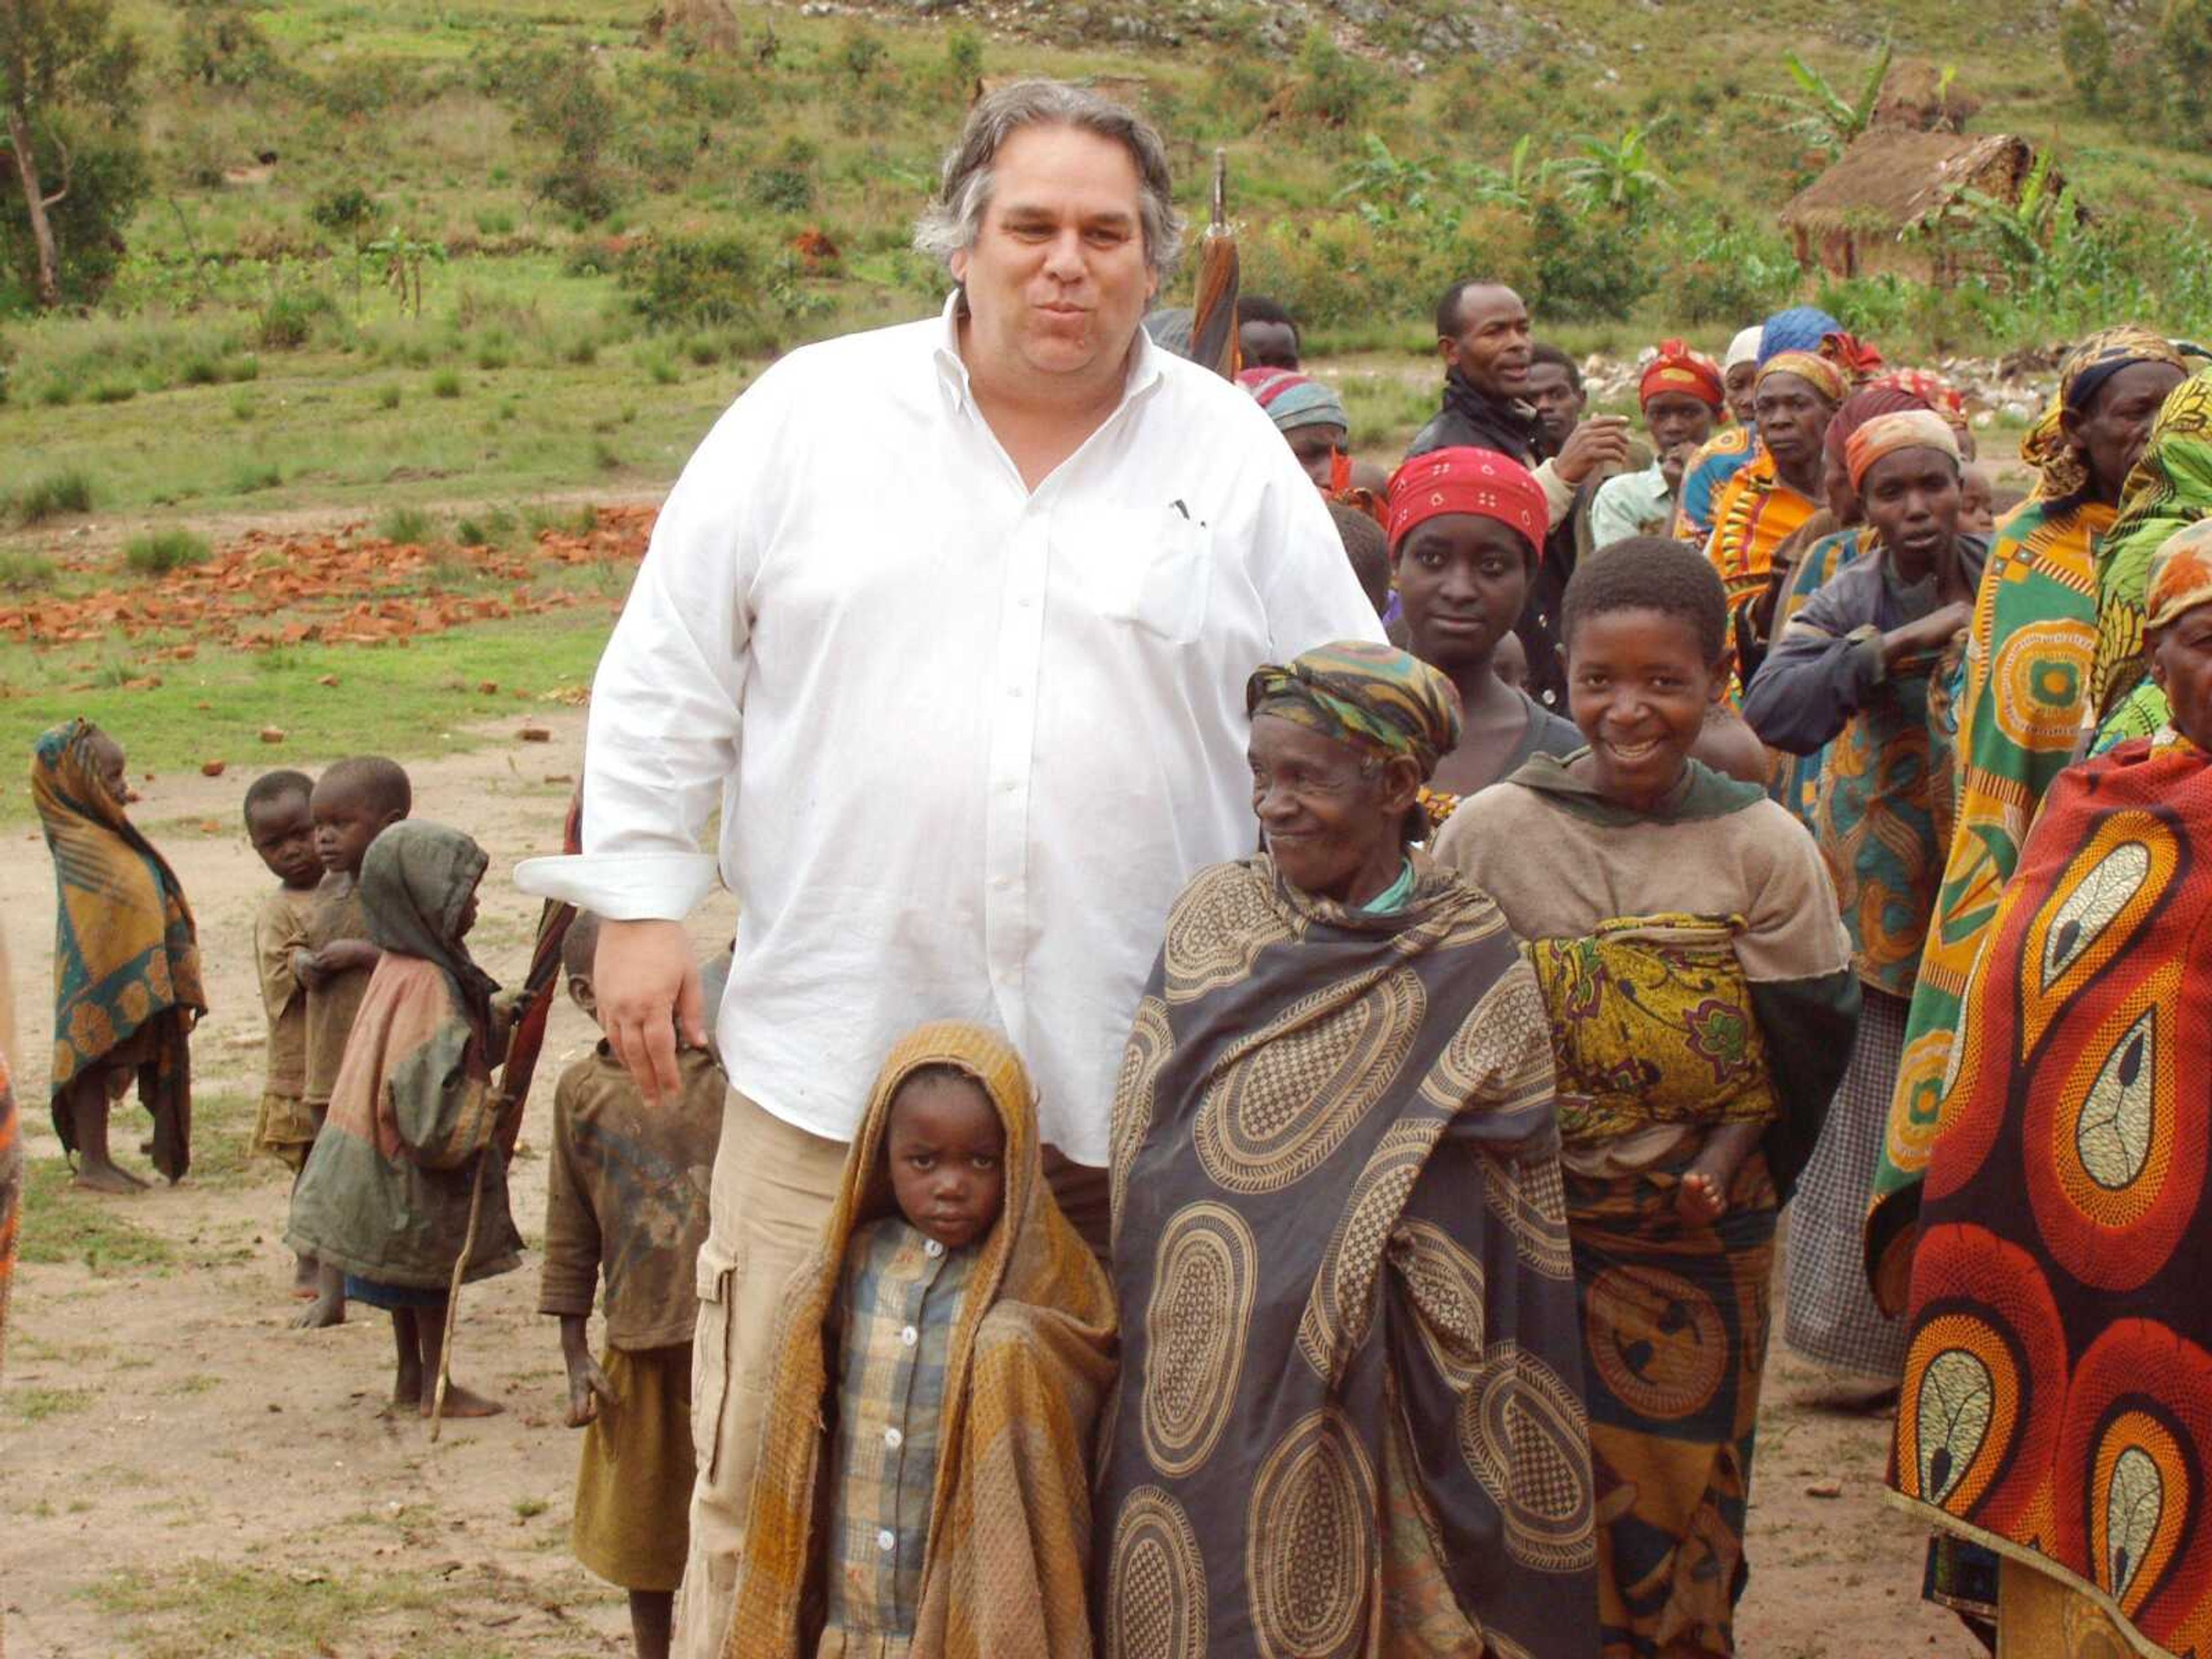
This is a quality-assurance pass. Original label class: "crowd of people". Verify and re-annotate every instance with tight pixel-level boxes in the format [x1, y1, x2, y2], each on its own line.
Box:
[12, 74, 2210, 1659]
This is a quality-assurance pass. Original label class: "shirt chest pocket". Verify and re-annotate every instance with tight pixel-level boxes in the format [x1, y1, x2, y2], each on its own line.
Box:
[1059, 503, 1213, 646]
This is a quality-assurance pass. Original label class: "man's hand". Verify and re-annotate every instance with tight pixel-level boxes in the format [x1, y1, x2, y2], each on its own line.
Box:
[1553, 415, 1635, 487]
[1659, 439, 1694, 496]
[566, 1351, 618, 1427]
[1883, 601, 1974, 668]
[596, 918, 707, 1106]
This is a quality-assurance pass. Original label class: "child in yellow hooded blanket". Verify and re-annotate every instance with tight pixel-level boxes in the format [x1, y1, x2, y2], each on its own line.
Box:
[722, 1022, 1116, 1659]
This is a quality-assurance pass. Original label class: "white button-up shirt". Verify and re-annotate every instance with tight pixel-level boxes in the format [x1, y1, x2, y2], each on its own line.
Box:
[516, 296, 1382, 1164]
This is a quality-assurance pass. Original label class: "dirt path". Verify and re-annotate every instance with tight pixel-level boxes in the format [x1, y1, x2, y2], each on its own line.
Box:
[1, 709, 1978, 1657]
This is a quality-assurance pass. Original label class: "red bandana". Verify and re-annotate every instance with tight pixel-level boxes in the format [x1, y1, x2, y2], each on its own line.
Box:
[1385, 446, 1548, 560]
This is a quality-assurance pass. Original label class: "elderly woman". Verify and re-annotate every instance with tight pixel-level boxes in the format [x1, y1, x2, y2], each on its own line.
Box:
[1097, 641, 1597, 1659]
[1889, 533, 2212, 1658]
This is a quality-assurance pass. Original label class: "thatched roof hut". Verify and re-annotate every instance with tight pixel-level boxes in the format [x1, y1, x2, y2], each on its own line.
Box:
[1779, 131, 2067, 286]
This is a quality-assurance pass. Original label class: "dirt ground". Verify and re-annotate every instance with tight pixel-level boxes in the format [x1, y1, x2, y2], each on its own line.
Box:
[0, 709, 1980, 1658]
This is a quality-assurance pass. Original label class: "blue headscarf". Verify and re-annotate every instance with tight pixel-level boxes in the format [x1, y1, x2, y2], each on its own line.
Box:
[1758, 306, 1842, 366]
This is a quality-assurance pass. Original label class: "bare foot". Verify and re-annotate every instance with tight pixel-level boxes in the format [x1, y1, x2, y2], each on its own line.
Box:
[425, 1382, 503, 1420]
[291, 1254, 321, 1299]
[393, 1370, 425, 1410]
[291, 1294, 346, 1331]
[1675, 1170, 1727, 1226]
[73, 1161, 147, 1195]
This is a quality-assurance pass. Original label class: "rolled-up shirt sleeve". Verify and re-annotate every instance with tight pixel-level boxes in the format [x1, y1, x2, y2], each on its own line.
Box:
[1248, 450, 1390, 657]
[516, 376, 783, 919]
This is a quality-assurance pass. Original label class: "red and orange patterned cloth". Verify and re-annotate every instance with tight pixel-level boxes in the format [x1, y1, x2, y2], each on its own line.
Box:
[1639, 339, 1725, 411]
[1890, 728, 2212, 1657]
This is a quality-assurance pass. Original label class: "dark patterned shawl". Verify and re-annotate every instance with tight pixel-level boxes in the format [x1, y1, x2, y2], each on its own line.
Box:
[1099, 851, 1597, 1659]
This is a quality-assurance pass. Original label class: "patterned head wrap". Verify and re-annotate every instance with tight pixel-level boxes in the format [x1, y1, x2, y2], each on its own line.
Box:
[1246, 641, 1465, 779]
[1384, 445, 1547, 562]
[1725, 325, 1764, 372]
[1844, 410, 1961, 490]
[1755, 331, 1881, 408]
[1757, 306, 1842, 365]
[1639, 339, 1725, 411]
[1824, 385, 1939, 474]
[1238, 367, 1349, 435]
[2092, 370, 2212, 721]
[2145, 518, 2212, 632]
[2020, 325, 2189, 501]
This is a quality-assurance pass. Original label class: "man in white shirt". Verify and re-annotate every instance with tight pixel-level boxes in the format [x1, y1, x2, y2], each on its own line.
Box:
[516, 79, 1380, 1656]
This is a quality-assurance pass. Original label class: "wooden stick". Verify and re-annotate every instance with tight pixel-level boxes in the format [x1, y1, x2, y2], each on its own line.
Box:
[427, 1145, 488, 1442]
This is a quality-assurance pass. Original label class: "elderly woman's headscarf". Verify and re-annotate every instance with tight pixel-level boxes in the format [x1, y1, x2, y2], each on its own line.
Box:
[1824, 385, 1942, 478]
[359, 820, 499, 1036]
[1757, 332, 1884, 407]
[2145, 518, 2212, 634]
[1247, 641, 1464, 781]
[1844, 410, 1961, 492]
[1384, 445, 1547, 562]
[2092, 369, 2212, 723]
[1238, 368, 1348, 435]
[2020, 325, 2189, 502]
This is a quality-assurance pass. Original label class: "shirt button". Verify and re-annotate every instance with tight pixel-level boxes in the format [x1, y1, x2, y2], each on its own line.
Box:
[877, 1529, 895, 1552]
[885, 1426, 903, 1449]
[924, 1238, 945, 1257]
[900, 1325, 918, 1348]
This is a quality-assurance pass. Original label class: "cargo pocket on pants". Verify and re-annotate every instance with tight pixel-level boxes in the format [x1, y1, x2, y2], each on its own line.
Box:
[690, 1238, 743, 1487]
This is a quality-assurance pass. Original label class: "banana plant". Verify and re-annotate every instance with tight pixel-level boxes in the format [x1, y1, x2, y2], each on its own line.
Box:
[1468, 133, 1560, 209]
[1559, 124, 1674, 214]
[1945, 147, 2073, 272]
[1766, 39, 1894, 158]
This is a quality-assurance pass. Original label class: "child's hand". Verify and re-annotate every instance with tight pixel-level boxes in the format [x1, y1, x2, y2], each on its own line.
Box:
[293, 947, 326, 990]
[318, 940, 381, 975]
[1676, 1170, 1728, 1226]
[564, 1353, 618, 1427]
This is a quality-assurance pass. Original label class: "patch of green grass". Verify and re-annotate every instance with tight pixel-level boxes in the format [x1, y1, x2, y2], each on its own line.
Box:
[90, 381, 138, 406]
[429, 368, 463, 399]
[85, 1559, 446, 1659]
[124, 529, 213, 575]
[13, 467, 95, 524]
[5, 1386, 96, 1422]
[0, 550, 58, 589]
[16, 1155, 176, 1271]
[512, 1496, 549, 1519]
[0, 613, 609, 825]
[377, 504, 439, 544]
[376, 382, 402, 410]
[229, 461, 284, 494]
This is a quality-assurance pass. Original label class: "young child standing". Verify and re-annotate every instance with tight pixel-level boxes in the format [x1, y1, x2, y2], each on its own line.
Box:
[287, 821, 521, 1420]
[725, 1022, 1115, 1659]
[539, 911, 722, 1659]
[32, 720, 204, 1192]
[292, 755, 410, 1328]
[244, 770, 324, 1297]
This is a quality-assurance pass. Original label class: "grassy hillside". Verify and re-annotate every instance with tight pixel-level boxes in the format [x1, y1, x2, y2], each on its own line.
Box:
[2, 0, 2206, 546]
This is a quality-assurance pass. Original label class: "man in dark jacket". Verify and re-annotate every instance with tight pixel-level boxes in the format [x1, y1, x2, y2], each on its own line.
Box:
[1408, 280, 1634, 709]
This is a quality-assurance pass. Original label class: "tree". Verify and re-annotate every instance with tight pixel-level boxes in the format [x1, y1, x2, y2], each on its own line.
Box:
[2060, 3, 2116, 114]
[2163, 0, 2212, 146]
[0, 0, 141, 310]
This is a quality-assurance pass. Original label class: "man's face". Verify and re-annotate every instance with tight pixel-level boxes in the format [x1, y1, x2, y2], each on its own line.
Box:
[1752, 372, 1835, 474]
[1525, 361, 1585, 450]
[1643, 391, 1716, 460]
[1240, 317, 1300, 371]
[1724, 362, 1759, 426]
[1438, 286, 1532, 403]
[949, 123, 1157, 389]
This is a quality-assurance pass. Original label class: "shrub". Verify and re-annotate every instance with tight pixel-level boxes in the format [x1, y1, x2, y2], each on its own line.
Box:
[618, 233, 760, 329]
[0, 551, 59, 590]
[90, 381, 137, 404]
[944, 26, 983, 95]
[180, 355, 222, 387]
[1527, 196, 1656, 323]
[2165, 0, 2212, 147]
[376, 383, 402, 410]
[377, 505, 437, 544]
[229, 460, 282, 493]
[259, 286, 338, 350]
[1665, 217, 1800, 326]
[1289, 28, 1373, 130]
[522, 60, 621, 222]
[838, 25, 887, 84]
[309, 184, 376, 244]
[14, 468, 96, 524]
[2061, 2, 2116, 114]
[431, 368, 463, 399]
[125, 528, 211, 574]
[175, 0, 274, 89]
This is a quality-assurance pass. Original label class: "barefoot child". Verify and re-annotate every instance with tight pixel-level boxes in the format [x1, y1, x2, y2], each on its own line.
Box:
[539, 912, 721, 1659]
[1433, 539, 1861, 1656]
[288, 821, 521, 1420]
[725, 1022, 1115, 1658]
[244, 770, 324, 1297]
[32, 720, 204, 1192]
[292, 755, 410, 1327]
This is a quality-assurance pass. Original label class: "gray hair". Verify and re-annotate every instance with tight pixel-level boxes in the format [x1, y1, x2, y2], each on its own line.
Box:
[913, 79, 1185, 282]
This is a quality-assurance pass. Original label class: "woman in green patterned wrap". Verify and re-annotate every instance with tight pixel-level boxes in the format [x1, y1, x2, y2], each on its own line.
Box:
[1433, 541, 1859, 1658]
[1098, 639, 1598, 1658]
